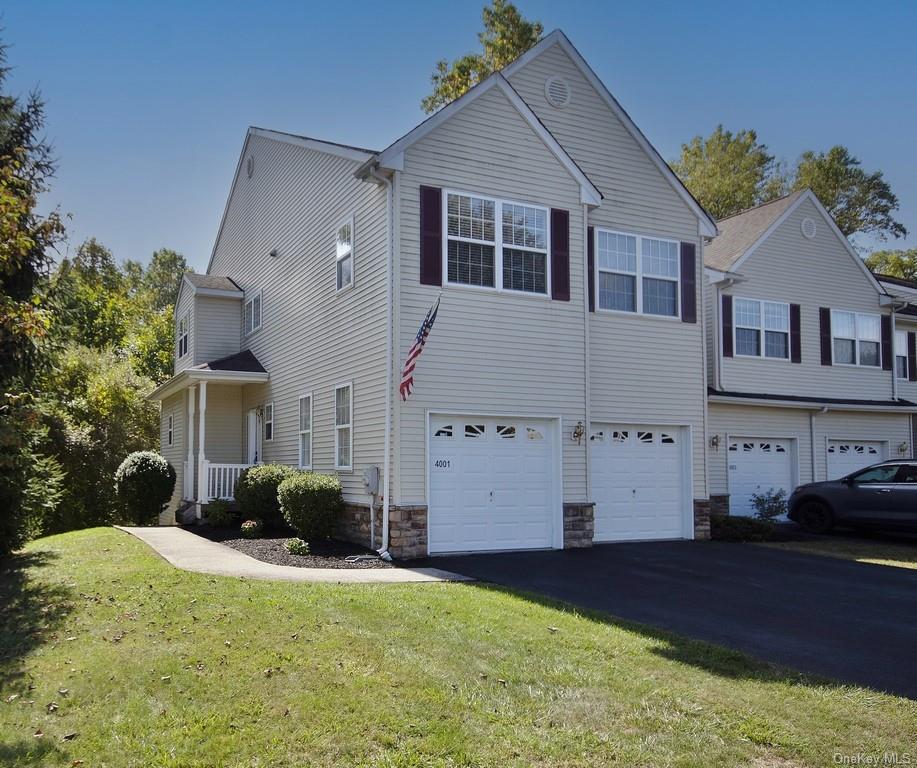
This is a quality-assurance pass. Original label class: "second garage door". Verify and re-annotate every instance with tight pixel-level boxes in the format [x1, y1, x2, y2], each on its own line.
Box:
[590, 424, 687, 542]
[728, 437, 794, 517]
[428, 415, 558, 554]
[827, 440, 885, 479]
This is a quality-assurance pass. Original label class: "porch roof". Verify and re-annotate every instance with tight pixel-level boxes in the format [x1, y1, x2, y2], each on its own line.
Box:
[148, 350, 268, 401]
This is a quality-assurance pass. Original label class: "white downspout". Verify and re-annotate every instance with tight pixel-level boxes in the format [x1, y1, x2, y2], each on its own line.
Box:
[891, 309, 898, 401]
[370, 165, 394, 560]
[699, 238, 710, 502]
[582, 204, 591, 502]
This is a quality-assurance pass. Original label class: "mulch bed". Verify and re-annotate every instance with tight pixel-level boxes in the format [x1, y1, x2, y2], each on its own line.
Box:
[186, 524, 394, 569]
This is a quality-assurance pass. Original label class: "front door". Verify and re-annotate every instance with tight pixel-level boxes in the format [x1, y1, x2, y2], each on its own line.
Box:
[247, 409, 262, 464]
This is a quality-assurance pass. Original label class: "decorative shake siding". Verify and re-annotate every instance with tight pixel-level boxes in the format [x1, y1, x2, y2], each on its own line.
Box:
[396, 85, 587, 505]
[194, 295, 242, 364]
[507, 41, 708, 498]
[208, 133, 388, 500]
[719, 197, 895, 400]
[173, 285, 195, 373]
[160, 391, 185, 519]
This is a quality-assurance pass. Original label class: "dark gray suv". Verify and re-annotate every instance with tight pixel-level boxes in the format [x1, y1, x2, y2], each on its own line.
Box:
[788, 461, 917, 534]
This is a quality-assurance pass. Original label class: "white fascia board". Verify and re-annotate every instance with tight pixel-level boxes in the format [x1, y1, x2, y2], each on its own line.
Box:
[502, 30, 718, 236]
[707, 394, 917, 413]
[147, 369, 268, 402]
[704, 267, 746, 285]
[374, 73, 602, 207]
[193, 287, 243, 299]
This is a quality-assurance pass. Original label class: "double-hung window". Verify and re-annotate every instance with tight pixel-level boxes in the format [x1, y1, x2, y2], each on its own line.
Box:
[244, 290, 262, 335]
[444, 191, 548, 295]
[734, 298, 790, 359]
[263, 402, 274, 442]
[895, 330, 909, 379]
[596, 229, 680, 317]
[336, 218, 354, 291]
[177, 312, 189, 358]
[334, 383, 352, 470]
[298, 393, 312, 469]
[832, 310, 880, 366]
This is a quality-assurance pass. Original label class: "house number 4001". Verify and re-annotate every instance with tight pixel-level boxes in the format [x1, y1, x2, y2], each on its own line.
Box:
[433, 459, 451, 469]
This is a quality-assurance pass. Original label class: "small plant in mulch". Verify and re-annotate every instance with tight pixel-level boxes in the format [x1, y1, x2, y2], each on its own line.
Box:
[206, 498, 235, 527]
[284, 538, 310, 556]
[240, 519, 263, 539]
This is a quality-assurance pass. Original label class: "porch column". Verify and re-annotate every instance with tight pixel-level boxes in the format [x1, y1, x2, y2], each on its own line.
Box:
[186, 385, 196, 501]
[196, 380, 207, 516]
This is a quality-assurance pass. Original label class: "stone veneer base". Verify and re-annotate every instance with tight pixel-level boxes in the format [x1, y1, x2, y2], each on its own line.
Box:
[693, 499, 711, 540]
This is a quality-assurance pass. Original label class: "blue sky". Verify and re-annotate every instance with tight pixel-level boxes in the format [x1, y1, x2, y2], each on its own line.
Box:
[6, 0, 916, 271]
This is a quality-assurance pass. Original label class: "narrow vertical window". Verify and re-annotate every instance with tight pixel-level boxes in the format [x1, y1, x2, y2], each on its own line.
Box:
[336, 218, 354, 291]
[263, 402, 273, 442]
[334, 383, 352, 470]
[167, 414, 174, 446]
[244, 291, 262, 335]
[896, 330, 909, 380]
[299, 394, 313, 469]
[177, 312, 189, 358]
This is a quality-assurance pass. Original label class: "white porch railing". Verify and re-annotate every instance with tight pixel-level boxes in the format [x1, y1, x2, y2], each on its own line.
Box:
[204, 462, 250, 501]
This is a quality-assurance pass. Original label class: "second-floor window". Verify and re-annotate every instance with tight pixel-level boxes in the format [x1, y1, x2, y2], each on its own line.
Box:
[336, 218, 354, 291]
[444, 191, 548, 295]
[734, 298, 789, 359]
[596, 230, 679, 317]
[896, 330, 909, 380]
[244, 290, 262, 335]
[177, 312, 189, 358]
[832, 310, 880, 367]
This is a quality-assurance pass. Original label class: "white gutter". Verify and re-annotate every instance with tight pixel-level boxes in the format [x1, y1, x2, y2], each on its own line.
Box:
[368, 164, 395, 560]
[707, 394, 917, 413]
[699, 236, 710, 500]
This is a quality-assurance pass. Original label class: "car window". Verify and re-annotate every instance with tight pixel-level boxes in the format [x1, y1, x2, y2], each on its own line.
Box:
[850, 465, 899, 484]
[894, 465, 917, 484]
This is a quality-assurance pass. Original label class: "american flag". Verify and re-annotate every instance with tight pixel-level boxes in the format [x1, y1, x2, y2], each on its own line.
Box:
[400, 295, 441, 401]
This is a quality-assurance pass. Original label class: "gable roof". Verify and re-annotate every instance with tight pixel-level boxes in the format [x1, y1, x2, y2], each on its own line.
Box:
[875, 274, 917, 315]
[502, 30, 718, 237]
[180, 272, 242, 299]
[365, 72, 601, 206]
[705, 188, 889, 297]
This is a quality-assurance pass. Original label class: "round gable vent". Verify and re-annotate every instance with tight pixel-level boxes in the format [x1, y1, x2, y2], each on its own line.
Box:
[246, 155, 255, 179]
[544, 76, 571, 109]
[801, 217, 817, 239]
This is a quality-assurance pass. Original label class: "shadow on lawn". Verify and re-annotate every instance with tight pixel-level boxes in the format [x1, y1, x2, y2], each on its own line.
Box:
[0, 550, 74, 688]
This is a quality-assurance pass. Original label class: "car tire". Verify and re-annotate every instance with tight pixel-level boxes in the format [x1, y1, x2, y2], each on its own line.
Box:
[796, 500, 833, 534]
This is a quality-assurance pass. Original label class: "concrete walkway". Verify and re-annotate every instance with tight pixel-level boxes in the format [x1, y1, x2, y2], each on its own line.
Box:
[116, 526, 470, 584]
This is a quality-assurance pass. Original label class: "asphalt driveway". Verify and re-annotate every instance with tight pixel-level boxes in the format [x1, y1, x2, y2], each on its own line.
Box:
[421, 541, 917, 698]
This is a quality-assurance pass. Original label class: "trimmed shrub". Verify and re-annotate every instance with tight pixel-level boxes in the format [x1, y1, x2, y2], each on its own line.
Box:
[285, 537, 310, 556]
[240, 519, 263, 539]
[234, 464, 298, 529]
[711, 515, 775, 542]
[750, 488, 788, 521]
[206, 498, 234, 528]
[114, 451, 176, 525]
[278, 472, 343, 540]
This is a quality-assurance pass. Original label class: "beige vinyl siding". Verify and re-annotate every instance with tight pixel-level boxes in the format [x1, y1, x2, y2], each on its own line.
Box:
[719, 198, 895, 400]
[209, 133, 388, 501]
[704, 279, 718, 386]
[508, 41, 707, 498]
[174, 285, 195, 373]
[160, 392, 185, 520]
[194, 295, 241, 364]
[396, 85, 587, 504]
[203, 384, 245, 465]
[896, 316, 917, 404]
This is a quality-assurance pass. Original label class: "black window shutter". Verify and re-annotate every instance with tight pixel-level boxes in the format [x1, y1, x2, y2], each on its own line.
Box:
[721, 295, 733, 358]
[790, 304, 802, 363]
[819, 307, 832, 366]
[550, 209, 570, 301]
[679, 242, 696, 323]
[881, 315, 893, 371]
[587, 226, 595, 312]
[909, 332, 917, 382]
[419, 185, 442, 286]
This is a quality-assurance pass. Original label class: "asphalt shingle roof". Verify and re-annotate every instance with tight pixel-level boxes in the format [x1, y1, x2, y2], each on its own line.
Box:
[191, 349, 266, 374]
[184, 273, 241, 292]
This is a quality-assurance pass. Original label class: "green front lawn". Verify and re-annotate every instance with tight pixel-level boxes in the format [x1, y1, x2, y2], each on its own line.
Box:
[1, 529, 913, 767]
[763, 533, 917, 571]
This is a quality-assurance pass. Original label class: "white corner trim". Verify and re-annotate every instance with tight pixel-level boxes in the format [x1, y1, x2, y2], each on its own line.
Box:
[502, 30, 717, 237]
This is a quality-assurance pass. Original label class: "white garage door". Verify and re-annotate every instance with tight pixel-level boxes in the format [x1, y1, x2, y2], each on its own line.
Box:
[728, 438, 793, 517]
[827, 440, 884, 479]
[590, 425, 686, 541]
[428, 415, 557, 553]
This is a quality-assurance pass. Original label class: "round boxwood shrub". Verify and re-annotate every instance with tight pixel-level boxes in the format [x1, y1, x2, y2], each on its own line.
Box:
[206, 498, 235, 528]
[278, 472, 343, 540]
[234, 464, 298, 529]
[710, 515, 775, 542]
[114, 451, 176, 525]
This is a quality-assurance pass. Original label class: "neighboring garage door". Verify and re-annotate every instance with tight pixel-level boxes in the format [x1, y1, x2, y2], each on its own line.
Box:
[428, 415, 557, 554]
[827, 440, 884, 479]
[590, 425, 686, 541]
[728, 438, 794, 517]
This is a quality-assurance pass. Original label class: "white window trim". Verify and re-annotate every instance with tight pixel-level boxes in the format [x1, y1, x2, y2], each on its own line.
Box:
[298, 392, 313, 470]
[167, 413, 174, 446]
[334, 382, 353, 471]
[895, 329, 909, 380]
[733, 297, 791, 361]
[263, 401, 274, 442]
[177, 312, 190, 359]
[441, 189, 551, 298]
[831, 309, 881, 367]
[335, 215, 355, 293]
[594, 228, 681, 320]
[244, 289, 263, 336]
